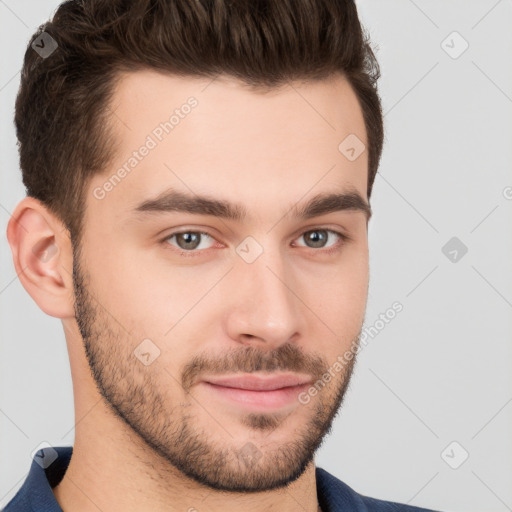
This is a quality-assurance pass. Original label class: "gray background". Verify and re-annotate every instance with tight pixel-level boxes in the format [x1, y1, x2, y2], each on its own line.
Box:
[1, 1, 511, 511]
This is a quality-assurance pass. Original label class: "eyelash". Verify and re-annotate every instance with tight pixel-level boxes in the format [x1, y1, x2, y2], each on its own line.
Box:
[160, 228, 350, 258]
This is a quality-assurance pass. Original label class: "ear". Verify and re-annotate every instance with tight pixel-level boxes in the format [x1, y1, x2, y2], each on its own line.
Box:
[6, 196, 75, 318]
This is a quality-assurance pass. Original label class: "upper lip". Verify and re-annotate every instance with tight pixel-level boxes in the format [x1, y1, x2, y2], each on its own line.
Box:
[203, 373, 313, 391]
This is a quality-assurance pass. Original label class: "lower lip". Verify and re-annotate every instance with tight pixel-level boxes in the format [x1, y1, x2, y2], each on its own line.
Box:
[201, 382, 310, 410]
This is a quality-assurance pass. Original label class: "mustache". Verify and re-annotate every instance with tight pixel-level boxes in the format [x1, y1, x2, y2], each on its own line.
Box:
[181, 343, 328, 392]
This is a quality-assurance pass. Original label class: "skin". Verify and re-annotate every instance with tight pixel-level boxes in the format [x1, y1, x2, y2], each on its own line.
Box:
[7, 70, 370, 512]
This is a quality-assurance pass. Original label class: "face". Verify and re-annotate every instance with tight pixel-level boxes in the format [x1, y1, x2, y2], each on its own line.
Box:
[73, 70, 370, 492]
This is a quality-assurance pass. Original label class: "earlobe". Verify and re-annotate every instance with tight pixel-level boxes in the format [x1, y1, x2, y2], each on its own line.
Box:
[6, 197, 75, 319]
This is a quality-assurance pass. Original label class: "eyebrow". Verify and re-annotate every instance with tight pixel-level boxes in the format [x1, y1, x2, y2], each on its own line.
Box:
[132, 188, 372, 222]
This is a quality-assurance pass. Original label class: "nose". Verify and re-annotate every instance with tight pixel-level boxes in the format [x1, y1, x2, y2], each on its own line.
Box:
[223, 247, 304, 350]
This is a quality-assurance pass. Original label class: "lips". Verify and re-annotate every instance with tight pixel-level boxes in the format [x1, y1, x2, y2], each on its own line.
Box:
[202, 373, 313, 391]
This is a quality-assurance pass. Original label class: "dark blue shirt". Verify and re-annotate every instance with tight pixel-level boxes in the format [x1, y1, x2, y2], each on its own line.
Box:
[2, 446, 441, 511]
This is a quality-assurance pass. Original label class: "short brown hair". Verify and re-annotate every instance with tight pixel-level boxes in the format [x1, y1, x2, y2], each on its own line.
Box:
[15, 0, 384, 247]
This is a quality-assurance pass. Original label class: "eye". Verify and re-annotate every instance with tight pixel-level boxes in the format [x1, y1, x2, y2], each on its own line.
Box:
[293, 229, 348, 253]
[161, 228, 349, 257]
[163, 230, 216, 254]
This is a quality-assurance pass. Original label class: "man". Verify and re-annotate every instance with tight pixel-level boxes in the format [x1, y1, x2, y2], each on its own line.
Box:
[4, 0, 442, 511]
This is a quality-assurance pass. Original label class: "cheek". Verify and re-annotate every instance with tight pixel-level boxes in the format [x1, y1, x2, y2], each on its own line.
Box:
[299, 244, 368, 342]
[88, 244, 229, 338]
[338, 247, 369, 316]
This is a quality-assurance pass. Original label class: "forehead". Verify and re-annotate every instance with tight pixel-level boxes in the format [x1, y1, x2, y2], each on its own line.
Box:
[88, 69, 368, 224]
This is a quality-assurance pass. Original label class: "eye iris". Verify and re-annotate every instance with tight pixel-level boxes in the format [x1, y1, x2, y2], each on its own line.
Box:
[177, 232, 201, 250]
[305, 230, 327, 248]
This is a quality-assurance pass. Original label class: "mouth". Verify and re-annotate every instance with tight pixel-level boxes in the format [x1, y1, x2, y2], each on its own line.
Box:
[199, 373, 313, 410]
[204, 373, 312, 390]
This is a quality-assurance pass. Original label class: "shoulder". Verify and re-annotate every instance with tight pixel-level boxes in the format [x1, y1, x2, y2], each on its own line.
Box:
[316, 467, 443, 512]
